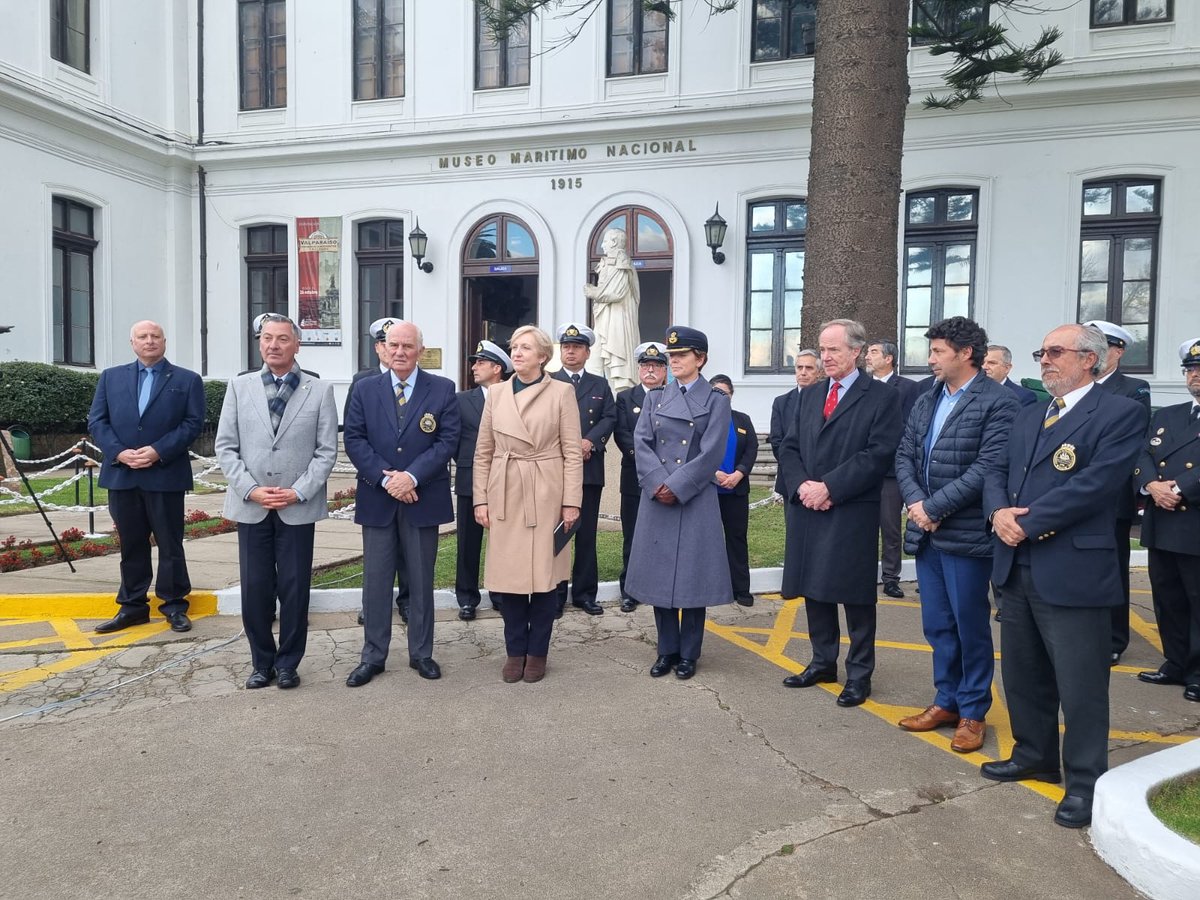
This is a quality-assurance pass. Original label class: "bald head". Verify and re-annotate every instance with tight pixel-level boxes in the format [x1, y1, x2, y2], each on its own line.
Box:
[129, 321, 166, 367]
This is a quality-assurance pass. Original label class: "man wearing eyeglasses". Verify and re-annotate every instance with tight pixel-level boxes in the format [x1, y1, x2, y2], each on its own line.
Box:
[1083, 320, 1152, 666]
[1134, 338, 1200, 703]
[980, 324, 1144, 829]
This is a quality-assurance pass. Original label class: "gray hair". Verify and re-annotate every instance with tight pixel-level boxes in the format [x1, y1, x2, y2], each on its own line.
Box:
[869, 339, 898, 363]
[796, 348, 819, 362]
[1073, 324, 1109, 377]
[987, 344, 1013, 366]
[258, 313, 302, 340]
[384, 319, 425, 346]
[820, 319, 868, 350]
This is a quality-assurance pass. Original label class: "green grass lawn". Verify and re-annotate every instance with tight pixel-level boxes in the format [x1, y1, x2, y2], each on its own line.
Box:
[313, 487, 789, 591]
[0, 476, 110, 517]
[1149, 773, 1200, 844]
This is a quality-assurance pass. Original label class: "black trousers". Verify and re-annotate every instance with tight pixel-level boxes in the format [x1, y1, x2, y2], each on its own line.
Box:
[1110, 516, 1133, 654]
[618, 490, 640, 598]
[878, 476, 903, 583]
[1148, 548, 1200, 683]
[806, 600, 877, 682]
[558, 483, 602, 606]
[495, 590, 558, 657]
[1000, 564, 1111, 801]
[653, 606, 707, 659]
[108, 487, 190, 616]
[455, 494, 484, 608]
[238, 513, 315, 673]
[718, 492, 751, 599]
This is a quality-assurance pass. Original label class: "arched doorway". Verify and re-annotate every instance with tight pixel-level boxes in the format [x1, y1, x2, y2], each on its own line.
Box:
[461, 213, 539, 385]
[587, 206, 673, 345]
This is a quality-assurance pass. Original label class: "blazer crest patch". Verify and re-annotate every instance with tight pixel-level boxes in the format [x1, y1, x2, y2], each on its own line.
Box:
[419, 412, 437, 433]
[1052, 443, 1077, 472]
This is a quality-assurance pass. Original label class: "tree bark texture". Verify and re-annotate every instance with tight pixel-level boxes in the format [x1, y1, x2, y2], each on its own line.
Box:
[802, 0, 910, 350]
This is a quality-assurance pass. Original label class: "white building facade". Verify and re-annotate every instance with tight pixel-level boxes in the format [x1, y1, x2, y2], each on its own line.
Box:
[2, 0, 1197, 423]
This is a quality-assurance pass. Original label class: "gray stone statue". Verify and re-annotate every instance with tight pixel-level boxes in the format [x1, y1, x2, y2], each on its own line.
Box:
[584, 228, 641, 392]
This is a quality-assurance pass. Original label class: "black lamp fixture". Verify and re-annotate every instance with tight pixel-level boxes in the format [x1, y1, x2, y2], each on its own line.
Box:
[704, 204, 728, 265]
[408, 217, 434, 273]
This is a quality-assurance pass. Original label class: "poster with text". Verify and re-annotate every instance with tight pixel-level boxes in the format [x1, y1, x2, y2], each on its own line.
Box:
[297, 216, 342, 344]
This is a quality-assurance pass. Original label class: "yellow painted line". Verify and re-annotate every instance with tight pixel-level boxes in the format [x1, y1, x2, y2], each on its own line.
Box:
[763, 598, 801, 657]
[47, 617, 97, 650]
[0, 592, 218, 619]
[1128, 607, 1163, 655]
[1109, 730, 1195, 746]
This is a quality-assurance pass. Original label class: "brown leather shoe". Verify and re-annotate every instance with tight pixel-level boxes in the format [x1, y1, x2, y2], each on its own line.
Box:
[523, 656, 547, 683]
[898, 704, 958, 732]
[501, 656, 525, 683]
[951, 718, 986, 753]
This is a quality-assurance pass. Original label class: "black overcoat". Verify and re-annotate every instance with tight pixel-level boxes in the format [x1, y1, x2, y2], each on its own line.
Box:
[778, 371, 902, 605]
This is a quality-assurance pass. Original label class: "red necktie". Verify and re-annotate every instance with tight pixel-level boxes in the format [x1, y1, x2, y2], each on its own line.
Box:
[823, 381, 842, 420]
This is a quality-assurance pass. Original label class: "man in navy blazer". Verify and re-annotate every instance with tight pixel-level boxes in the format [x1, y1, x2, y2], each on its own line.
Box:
[981, 323, 1144, 829]
[983, 345, 1039, 407]
[88, 320, 204, 634]
[343, 321, 460, 686]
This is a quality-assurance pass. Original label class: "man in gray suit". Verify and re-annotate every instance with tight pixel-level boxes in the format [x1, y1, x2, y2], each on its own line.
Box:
[216, 313, 339, 690]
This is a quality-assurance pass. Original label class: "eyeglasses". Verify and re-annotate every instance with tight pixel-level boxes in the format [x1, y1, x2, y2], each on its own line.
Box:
[1031, 346, 1089, 362]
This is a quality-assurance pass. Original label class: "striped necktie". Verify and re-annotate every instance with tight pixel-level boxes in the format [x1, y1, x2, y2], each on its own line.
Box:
[396, 380, 408, 409]
[1043, 397, 1065, 429]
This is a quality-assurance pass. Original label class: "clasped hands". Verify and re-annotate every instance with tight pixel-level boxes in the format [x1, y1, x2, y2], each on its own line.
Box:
[116, 446, 161, 469]
[796, 480, 831, 511]
[906, 500, 939, 533]
[1146, 480, 1181, 511]
[714, 470, 743, 490]
[249, 486, 298, 509]
[991, 506, 1030, 547]
[653, 484, 678, 505]
[383, 469, 418, 504]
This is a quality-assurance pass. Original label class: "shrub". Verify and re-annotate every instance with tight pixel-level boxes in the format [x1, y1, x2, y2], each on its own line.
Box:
[0, 362, 99, 434]
[203, 379, 227, 427]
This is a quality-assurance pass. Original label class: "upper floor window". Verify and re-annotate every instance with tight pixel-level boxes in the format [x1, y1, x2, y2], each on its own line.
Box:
[355, 219, 405, 372]
[901, 188, 978, 371]
[239, 0, 287, 110]
[752, 0, 817, 62]
[51, 0, 90, 72]
[52, 197, 96, 367]
[476, 1, 530, 90]
[1091, 0, 1172, 27]
[1077, 177, 1161, 372]
[244, 224, 288, 370]
[911, 1, 989, 46]
[745, 198, 807, 373]
[608, 0, 668, 76]
[353, 0, 405, 100]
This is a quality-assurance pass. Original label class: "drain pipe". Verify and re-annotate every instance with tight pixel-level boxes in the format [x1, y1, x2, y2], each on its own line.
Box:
[196, 0, 208, 374]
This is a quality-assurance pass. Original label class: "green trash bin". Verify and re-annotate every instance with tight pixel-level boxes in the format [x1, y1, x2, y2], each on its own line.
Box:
[8, 428, 31, 461]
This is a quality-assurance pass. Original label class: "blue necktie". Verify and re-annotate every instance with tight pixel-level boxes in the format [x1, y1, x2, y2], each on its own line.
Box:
[138, 367, 155, 415]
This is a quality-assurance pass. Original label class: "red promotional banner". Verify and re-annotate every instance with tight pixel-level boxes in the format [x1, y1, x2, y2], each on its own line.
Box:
[296, 216, 342, 344]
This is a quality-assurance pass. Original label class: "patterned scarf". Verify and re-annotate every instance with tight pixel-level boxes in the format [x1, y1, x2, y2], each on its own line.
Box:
[262, 368, 301, 432]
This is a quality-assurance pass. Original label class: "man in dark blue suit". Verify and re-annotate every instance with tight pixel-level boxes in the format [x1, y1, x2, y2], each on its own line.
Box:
[981, 323, 1144, 829]
[551, 323, 616, 616]
[88, 320, 205, 633]
[865, 339, 921, 598]
[343, 321, 460, 685]
[983, 345, 1039, 407]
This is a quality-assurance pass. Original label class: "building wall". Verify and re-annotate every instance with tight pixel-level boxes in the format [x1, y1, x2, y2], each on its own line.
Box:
[1, 1, 1197, 425]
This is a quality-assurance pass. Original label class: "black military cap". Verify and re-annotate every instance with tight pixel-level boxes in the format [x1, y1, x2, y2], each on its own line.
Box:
[665, 325, 708, 354]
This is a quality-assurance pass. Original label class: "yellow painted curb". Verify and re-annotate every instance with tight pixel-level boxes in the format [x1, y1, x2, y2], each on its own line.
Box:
[0, 592, 218, 619]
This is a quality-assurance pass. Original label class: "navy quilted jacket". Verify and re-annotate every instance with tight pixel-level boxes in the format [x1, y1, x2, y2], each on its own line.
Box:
[894, 373, 1020, 557]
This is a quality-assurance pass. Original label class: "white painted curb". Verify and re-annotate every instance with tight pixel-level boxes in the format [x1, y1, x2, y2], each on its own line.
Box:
[1092, 740, 1200, 900]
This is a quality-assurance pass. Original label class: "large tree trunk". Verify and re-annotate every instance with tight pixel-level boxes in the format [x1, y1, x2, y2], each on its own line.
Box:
[802, 0, 910, 349]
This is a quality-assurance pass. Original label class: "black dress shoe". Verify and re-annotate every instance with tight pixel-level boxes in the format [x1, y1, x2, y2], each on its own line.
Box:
[620, 598, 639, 613]
[675, 658, 697, 680]
[1054, 794, 1092, 829]
[276, 669, 301, 689]
[346, 663, 384, 687]
[650, 654, 680, 677]
[93, 611, 150, 634]
[410, 657, 441, 679]
[993, 609, 1002, 622]
[882, 581, 904, 599]
[245, 668, 276, 689]
[166, 612, 192, 633]
[836, 679, 871, 707]
[573, 598, 604, 616]
[1110, 652, 1122, 666]
[398, 606, 409, 625]
[1137, 670, 1185, 686]
[356, 611, 364, 625]
[734, 594, 755, 607]
[1185, 684, 1200, 702]
[458, 605, 477, 621]
[782, 665, 837, 688]
[979, 758, 1061, 783]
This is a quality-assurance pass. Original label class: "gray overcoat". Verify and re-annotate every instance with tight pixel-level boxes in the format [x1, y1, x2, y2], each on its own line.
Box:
[624, 376, 733, 609]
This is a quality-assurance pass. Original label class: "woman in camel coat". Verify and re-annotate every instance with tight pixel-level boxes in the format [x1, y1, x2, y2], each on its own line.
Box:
[474, 325, 583, 683]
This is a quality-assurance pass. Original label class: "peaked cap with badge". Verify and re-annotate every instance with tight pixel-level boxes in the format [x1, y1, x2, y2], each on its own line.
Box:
[557, 323, 595, 347]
